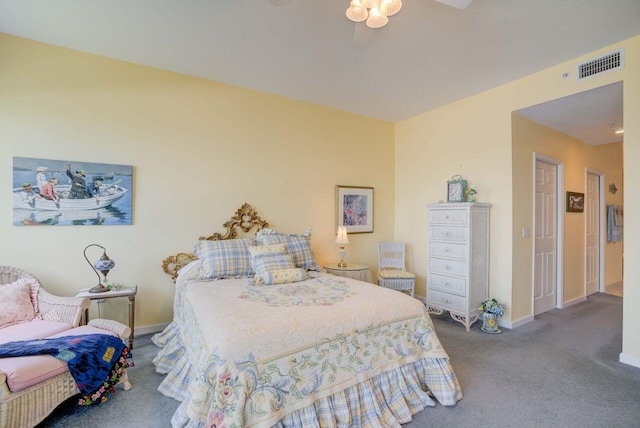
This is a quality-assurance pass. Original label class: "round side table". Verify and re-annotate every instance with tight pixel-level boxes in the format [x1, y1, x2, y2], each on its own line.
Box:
[323, 263, 372, 283]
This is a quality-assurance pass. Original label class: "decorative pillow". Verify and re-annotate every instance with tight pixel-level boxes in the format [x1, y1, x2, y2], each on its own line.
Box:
[256, 228, 320, 271]
[259, 268, 307, 285]
[248, 243, 290, 270]
[194, 238, 255, 280]
[0, 282, 37, 328]
[10, 277, 41, 316]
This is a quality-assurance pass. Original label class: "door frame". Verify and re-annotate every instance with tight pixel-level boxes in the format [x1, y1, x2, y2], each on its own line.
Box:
[532, 152, 565, 313]
[585, 168, 606, 294]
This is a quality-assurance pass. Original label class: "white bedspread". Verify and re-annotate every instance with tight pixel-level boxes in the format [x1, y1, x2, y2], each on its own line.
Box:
[154, 262, 461, 427]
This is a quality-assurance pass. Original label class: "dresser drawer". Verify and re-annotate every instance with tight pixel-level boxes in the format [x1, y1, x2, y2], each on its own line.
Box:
[428, 290, 466, 312]
[429, 226, 467, 243]
[429, 209, 468, 225]
[429, 241, 467, 259]
[429, 274, 467, 296]
[429, 257, 468, 277]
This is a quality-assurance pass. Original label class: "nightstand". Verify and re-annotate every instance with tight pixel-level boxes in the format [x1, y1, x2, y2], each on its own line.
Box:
[76, 285, 137, 349]
[323, 263, 372, 283]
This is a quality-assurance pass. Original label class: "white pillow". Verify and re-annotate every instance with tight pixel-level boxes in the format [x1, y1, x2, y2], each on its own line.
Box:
[0, 281, 37, 328]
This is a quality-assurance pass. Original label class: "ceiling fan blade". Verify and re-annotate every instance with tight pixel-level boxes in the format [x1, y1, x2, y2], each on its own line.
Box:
[268, 0, 293, 5]
[433, 0, 473, 9]
[353, 22, 374, 44]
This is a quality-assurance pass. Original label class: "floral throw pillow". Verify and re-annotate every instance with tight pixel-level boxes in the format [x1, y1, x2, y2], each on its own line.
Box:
[0, 281, 37, 328]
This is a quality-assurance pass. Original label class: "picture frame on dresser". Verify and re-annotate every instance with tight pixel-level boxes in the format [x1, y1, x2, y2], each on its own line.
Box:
[336, 185, 374, 233]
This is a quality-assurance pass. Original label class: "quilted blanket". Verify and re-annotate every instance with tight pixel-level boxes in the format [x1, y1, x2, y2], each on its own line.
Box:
[154, 263, 461, 427]
[0, 334, 129, 405]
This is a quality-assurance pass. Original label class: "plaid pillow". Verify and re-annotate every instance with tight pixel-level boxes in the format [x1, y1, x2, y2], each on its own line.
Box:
[249, 244, 298, 285]
[256, 228, 320, 271]
[194, 238, 255, 280]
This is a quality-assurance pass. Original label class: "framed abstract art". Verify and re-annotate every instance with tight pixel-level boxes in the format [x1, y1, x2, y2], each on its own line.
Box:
[336, 185, 374, 233]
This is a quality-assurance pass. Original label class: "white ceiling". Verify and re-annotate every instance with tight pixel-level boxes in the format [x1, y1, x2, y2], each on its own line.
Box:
[516, 82, 623, 146]
[0, 0, 638, 142]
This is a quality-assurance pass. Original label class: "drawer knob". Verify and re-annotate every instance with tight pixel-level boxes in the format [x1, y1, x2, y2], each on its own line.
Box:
[444, 231, 452, 237]
[444, 282, 451, 287]
[445, 264, 452, 270]
[444, 247, 451, 253]
[445, 215, 450, 219]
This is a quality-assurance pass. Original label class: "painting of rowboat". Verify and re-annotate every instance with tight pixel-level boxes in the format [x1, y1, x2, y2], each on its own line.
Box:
[13, 157, 133, 226]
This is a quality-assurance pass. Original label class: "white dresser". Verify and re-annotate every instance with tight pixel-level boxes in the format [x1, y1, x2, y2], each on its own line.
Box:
[427, 202, 491, 331]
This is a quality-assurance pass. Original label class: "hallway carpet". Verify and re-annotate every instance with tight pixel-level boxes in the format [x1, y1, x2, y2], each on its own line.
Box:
[39, 293, 639, 428]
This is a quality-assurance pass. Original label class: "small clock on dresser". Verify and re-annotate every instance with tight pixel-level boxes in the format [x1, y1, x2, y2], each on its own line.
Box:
[447, 175, 467, 202]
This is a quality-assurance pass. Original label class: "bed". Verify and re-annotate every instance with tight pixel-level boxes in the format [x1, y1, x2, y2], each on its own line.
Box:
[153, 204, 461, 427]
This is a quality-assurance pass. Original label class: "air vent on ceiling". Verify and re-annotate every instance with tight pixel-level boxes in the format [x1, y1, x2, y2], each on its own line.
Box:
[576, 48, 624, 81]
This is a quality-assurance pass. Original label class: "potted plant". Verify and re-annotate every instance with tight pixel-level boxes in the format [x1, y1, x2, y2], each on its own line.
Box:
[466, 186, 478, 202]
[479, 298, 505, 333]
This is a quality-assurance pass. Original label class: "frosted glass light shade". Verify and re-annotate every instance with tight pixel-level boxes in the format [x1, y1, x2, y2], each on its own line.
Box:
[366, 7, 388, 28]
[379, 0, 402, 16]
[346, 0, 368, 22]
[335, 226, 350, 245]
[361, 0, 381, 8]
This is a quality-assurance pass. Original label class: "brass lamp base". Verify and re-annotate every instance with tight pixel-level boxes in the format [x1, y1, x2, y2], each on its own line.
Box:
[89, 284, 110, 293]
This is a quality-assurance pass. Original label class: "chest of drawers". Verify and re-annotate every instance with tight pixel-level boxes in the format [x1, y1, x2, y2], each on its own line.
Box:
[427, 202, 491, 331]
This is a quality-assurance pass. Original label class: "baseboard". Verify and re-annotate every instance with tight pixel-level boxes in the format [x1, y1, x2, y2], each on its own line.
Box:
[619, 353, 640, 369]
[137, 322, 170, 336]
[416, 294, 427, 304]
[607, 280, 623, 288]
[499, 314, 533, 329]
[562, 295, 586, 308]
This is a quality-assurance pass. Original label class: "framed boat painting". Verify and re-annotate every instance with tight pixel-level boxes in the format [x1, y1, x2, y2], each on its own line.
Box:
[13, 157, 133, 226]
[336, 185, 374, 233]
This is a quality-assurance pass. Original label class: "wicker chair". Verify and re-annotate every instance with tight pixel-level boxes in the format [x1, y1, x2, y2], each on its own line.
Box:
[377, 242, 416, 297]
[0, 266, 131, 428]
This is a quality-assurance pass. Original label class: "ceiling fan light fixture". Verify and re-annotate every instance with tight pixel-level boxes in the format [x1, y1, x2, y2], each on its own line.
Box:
[361, 0, 381, 9]
[366, 7, 388, 28]
[379, 0, 402, 16]
[346, 0, 368, 22]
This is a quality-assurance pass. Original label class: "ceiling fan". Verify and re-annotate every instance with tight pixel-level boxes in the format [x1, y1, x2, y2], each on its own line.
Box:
[267, 0, 473, 43]
[268, 0, 473, 11]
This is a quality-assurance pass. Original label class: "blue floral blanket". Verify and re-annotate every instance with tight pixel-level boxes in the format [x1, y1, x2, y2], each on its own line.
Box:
[0, 334, 129, 405]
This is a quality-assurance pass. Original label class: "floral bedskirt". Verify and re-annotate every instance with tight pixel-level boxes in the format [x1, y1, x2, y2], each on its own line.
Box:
[153, 268, 461, 427]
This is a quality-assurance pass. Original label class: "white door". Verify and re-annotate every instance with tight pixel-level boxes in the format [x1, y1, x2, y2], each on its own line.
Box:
[534, 160, 558, 315]
[586, 172, 600, 295]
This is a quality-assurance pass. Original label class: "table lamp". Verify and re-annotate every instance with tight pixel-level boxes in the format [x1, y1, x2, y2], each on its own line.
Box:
[335, 226, 350, 268]
[84, 244, 115, 293]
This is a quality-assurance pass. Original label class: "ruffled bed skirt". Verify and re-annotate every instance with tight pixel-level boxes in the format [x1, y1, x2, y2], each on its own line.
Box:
[153, 322, 462, 428]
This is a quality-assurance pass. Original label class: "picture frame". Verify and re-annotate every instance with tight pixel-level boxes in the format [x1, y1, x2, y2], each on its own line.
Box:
[566, 191, 584, 213]
[13, 156, 133, 226]
[336, 185, 374, 233]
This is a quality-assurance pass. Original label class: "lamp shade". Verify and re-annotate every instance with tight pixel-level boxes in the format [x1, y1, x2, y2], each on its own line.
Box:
[346, 0, 368, 22]
[93, 254, 115, 275]
[361, 0, 381, 8]
[379, 0, 402, 16]
[335, 226, 350, 245]
[366, 7, 389, 28]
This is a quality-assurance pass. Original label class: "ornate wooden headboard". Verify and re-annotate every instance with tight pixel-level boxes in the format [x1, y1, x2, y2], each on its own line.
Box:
[161, 203, 269, 282]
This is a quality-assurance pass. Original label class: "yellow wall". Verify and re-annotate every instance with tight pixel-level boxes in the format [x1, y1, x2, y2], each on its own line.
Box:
[0, 34, 395, 330]
[396, 35, 639, 362]
[592, 143, 624, 287]
[511, 114, 623, 318]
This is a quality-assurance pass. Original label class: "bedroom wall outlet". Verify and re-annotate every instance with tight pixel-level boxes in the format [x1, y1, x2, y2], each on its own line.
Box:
[562, 72, 569, 79]
[522, 227, 530, 238]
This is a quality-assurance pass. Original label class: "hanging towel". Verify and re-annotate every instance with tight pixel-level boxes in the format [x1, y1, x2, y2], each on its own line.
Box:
[614, 205, 624, 226]
[607, 205, 623, 242]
